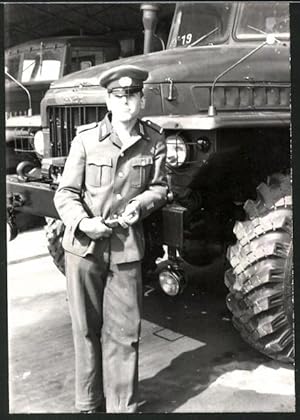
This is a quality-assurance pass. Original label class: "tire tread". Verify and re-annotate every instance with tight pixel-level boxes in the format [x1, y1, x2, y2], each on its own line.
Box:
[225, 174, 294, 363]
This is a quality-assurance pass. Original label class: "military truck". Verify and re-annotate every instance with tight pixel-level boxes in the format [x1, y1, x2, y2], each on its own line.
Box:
[7, 2, 293, 363]
[5, 36, 121, 174]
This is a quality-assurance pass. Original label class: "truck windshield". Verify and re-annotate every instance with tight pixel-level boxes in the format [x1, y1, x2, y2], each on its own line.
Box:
[235, 2, 289, 40]
[167, 2, 233, 48]
[21, 45, 64, 82]
[5, 43, 64, 83]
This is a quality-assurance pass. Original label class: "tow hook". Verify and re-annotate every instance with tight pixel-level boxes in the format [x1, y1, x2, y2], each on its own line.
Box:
[16, 161, 41, 182]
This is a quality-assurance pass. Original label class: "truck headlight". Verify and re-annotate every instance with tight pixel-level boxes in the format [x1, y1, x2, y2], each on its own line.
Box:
[166, 134, 187, 167]
[158, 266, 186, 296]
[33, 130, 45, 156]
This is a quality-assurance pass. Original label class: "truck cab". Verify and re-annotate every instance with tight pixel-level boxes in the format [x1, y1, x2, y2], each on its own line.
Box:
[5, 36, 120, 173]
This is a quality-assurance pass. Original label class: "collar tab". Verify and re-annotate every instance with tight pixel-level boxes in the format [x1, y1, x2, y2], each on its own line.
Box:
[137, 119, 150, 140]
[98, 113, 112, 141]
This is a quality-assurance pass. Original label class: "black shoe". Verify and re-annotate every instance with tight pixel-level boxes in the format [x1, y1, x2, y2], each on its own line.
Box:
[81, 409, 97, 414]
[81, 400, 106, 414]
[97, 400, 106, 413]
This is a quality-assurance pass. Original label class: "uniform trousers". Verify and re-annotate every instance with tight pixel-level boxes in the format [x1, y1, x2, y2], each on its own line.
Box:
[65, 250, 142, 413]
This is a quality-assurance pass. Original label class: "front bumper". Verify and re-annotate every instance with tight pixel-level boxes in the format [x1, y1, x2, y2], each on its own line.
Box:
[6, 175, 58, 218]
[6, 175, 187, 252]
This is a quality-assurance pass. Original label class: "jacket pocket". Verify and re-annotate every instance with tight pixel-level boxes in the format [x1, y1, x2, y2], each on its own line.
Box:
[86, 156, 112, 187]
[131, 156, 153, 188]
[62, 225, 92, 257]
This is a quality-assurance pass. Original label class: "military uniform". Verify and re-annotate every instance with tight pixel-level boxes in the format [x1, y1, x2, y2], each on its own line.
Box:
[54, 66, 167, 412]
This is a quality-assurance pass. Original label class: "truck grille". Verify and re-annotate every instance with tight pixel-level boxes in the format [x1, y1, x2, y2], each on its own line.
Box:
[12, 128, 35, 154]
[191, 85, 290, 111]
[214, 85, 290, 109]
[48, 105, 107, 157]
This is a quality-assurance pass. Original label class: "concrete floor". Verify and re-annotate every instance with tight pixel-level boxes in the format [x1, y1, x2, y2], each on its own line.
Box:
[7, 228, 295, 413]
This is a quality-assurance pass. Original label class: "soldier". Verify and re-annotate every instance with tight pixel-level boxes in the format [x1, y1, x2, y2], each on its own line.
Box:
[54, 64, 168, 413]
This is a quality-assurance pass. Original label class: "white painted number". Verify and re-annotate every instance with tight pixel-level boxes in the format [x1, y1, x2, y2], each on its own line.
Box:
[179, 33, 192, 45]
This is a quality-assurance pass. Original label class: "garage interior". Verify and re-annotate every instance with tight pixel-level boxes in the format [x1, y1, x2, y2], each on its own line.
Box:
[4, 3, 175, 54]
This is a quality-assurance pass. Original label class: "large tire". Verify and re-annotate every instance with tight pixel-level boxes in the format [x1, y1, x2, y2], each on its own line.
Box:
[45, 218, 65, 275]
[225, 173, 294, 363]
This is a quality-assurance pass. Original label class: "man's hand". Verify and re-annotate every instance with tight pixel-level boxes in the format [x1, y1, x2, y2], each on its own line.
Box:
[79, 217, 112, 240]
[121, 201, 141, 227]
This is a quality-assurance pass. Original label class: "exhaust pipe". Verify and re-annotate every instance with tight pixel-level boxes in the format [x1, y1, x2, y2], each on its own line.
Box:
[141, 3, 160, 54]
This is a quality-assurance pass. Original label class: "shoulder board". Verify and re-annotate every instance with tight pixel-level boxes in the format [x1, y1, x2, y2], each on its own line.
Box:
[76, 122, 98, 135]
[144, 119, 164, 135]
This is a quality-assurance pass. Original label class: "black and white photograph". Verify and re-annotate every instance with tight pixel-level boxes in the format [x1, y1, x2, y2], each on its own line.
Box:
[3, 1, 296, 415]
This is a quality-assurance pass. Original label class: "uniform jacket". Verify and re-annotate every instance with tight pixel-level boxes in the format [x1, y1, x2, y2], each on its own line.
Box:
[54, 113, 168, 264]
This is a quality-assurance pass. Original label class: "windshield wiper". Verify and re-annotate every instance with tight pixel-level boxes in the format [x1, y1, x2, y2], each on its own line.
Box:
[22, 60, 37, 75]
[187, 27, 219, 48]
[247, 25, 284, 44]
[247, 24, 267, 36]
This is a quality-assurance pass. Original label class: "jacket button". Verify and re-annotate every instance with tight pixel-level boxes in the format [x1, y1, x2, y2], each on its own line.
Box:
[116, 193, 122, 200]
[118, 171, 124, 178]
[120, 152, 124, 157]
